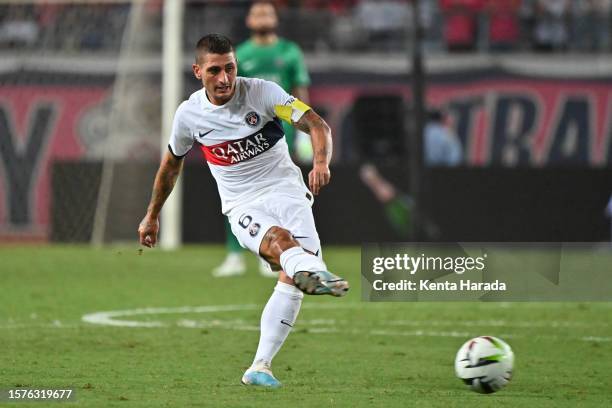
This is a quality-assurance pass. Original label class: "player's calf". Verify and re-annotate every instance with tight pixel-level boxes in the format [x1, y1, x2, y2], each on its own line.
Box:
[258, 226, 300, 271]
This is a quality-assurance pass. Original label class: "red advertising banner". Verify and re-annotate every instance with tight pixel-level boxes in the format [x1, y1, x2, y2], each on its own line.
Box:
[0, 86, 109, 240]
[1, 72, 611, 240]
[311, 77, 612, 167]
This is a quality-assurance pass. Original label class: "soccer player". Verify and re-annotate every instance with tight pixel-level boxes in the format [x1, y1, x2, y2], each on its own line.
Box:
[138, 34, 349, 388]
[359, 109, 461, 238]
[213, 0, 312, 278]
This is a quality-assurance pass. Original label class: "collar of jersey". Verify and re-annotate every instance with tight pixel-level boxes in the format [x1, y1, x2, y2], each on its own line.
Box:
[200, 79, 241, 110]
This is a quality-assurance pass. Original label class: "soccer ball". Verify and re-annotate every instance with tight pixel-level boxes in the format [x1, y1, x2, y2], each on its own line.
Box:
[454, 336, 514, 394]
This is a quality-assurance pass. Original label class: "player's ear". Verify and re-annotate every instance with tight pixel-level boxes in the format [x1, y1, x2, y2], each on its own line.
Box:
[192, 63, 201, 80]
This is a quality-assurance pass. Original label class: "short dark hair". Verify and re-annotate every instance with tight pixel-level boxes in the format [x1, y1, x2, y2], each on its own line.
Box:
[248, 0, 278, 14]
[195, 34, 235, 64]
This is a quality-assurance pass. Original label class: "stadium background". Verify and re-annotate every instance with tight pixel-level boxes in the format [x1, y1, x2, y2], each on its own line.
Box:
[1, 0, 611, 246]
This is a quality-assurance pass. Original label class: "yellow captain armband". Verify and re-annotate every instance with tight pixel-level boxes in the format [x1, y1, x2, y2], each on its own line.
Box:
[274, 98, 311, 124]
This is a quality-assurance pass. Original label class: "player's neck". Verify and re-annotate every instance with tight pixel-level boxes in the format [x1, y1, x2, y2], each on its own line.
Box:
[252, 33, 278, 46]
[205, 88, 236, 107]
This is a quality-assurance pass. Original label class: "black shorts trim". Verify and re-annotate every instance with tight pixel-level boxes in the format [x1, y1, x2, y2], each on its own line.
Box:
[167, 144, 187, 160]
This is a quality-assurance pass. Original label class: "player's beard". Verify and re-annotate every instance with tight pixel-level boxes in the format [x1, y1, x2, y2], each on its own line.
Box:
[204, 81, 234, 105]
[253, 27, 276, 37]
[214, 83, 234, 104]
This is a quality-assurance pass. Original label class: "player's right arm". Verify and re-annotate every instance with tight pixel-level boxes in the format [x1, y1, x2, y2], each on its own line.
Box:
[138, 151, 184, 248]
[139, 101, 192, 248]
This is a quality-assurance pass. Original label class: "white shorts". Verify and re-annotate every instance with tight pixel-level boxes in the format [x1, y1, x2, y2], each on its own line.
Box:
[228, 191, 322, 266]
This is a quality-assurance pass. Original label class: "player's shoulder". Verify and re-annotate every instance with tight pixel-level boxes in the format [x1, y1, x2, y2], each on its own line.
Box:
[235, 39, 254, 55]
[174, 89, 204, 121]
[238, 77, 288, 109]
[278, 37, 303, 54]
[239, 76, 281, 94]
[239, 75, 266, 86]
[187, 88, 205, 104]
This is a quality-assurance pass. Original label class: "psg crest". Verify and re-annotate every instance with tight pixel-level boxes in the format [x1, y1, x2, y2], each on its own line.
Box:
[249, 223, 261, 237]
[245, 111, 260, 127]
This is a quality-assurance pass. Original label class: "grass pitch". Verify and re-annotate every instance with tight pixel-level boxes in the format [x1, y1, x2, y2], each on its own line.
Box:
[1, 245, 612, 407]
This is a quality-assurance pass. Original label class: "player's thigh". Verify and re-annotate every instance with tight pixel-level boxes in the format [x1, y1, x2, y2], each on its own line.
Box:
[278, 196, 323, 259]
[228, 207, 279, 256]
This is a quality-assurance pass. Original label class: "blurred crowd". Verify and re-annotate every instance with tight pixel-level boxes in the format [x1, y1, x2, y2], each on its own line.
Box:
[0, 3, 130, 51]
[0, 0, 610, 53]
[434, 0, 612, 52]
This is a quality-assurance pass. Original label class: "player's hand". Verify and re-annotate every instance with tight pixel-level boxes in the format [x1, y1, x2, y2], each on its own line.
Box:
[138, 214, 159, 248]
[308, 163, 331, 196]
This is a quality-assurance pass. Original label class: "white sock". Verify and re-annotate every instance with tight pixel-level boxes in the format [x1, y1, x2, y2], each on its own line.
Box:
[279, 247, 327, 278]
[252, 281, 303, 368]
[226, 252, 243, 263]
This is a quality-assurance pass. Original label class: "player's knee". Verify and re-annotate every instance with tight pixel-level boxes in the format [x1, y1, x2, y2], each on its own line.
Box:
[260, 226, 299, 259]
[278, 269, 294, 285]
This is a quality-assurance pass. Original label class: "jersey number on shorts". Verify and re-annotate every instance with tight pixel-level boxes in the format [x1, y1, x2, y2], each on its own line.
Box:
[238, 214, 252, 229]
[239, 213, 262, 237]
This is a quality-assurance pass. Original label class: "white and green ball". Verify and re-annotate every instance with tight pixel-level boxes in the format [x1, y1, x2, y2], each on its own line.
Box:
[454, 336, 514, 394]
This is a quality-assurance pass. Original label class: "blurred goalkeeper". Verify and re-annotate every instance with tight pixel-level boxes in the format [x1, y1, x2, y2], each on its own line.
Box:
[213, 0, 312, 278]
[138, 34, 348, 388]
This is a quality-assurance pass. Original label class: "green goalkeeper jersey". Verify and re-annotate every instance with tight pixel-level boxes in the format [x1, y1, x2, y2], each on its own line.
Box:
[236, 38, 311, 151]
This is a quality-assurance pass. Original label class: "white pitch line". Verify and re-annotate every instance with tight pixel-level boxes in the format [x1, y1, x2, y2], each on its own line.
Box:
[3, 304, 611, 343]
[0, 322, 80, 329]
[80, 303, 359, 327]
[581, 336, 612, 342]
[370, 329, 474, 338]
[2, 319, 609, 343]
[81, 304, 263, 327]
[81, 304, 612, 330]
[386, 319, 611, 329]
[76, 303, 612, 343]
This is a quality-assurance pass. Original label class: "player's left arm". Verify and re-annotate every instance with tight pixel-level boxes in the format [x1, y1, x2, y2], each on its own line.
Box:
[267, 74, 328, 194]
[293, 109, 332, 196]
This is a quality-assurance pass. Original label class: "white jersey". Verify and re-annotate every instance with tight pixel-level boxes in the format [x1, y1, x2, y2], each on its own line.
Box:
[168, 77, 310, 215]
